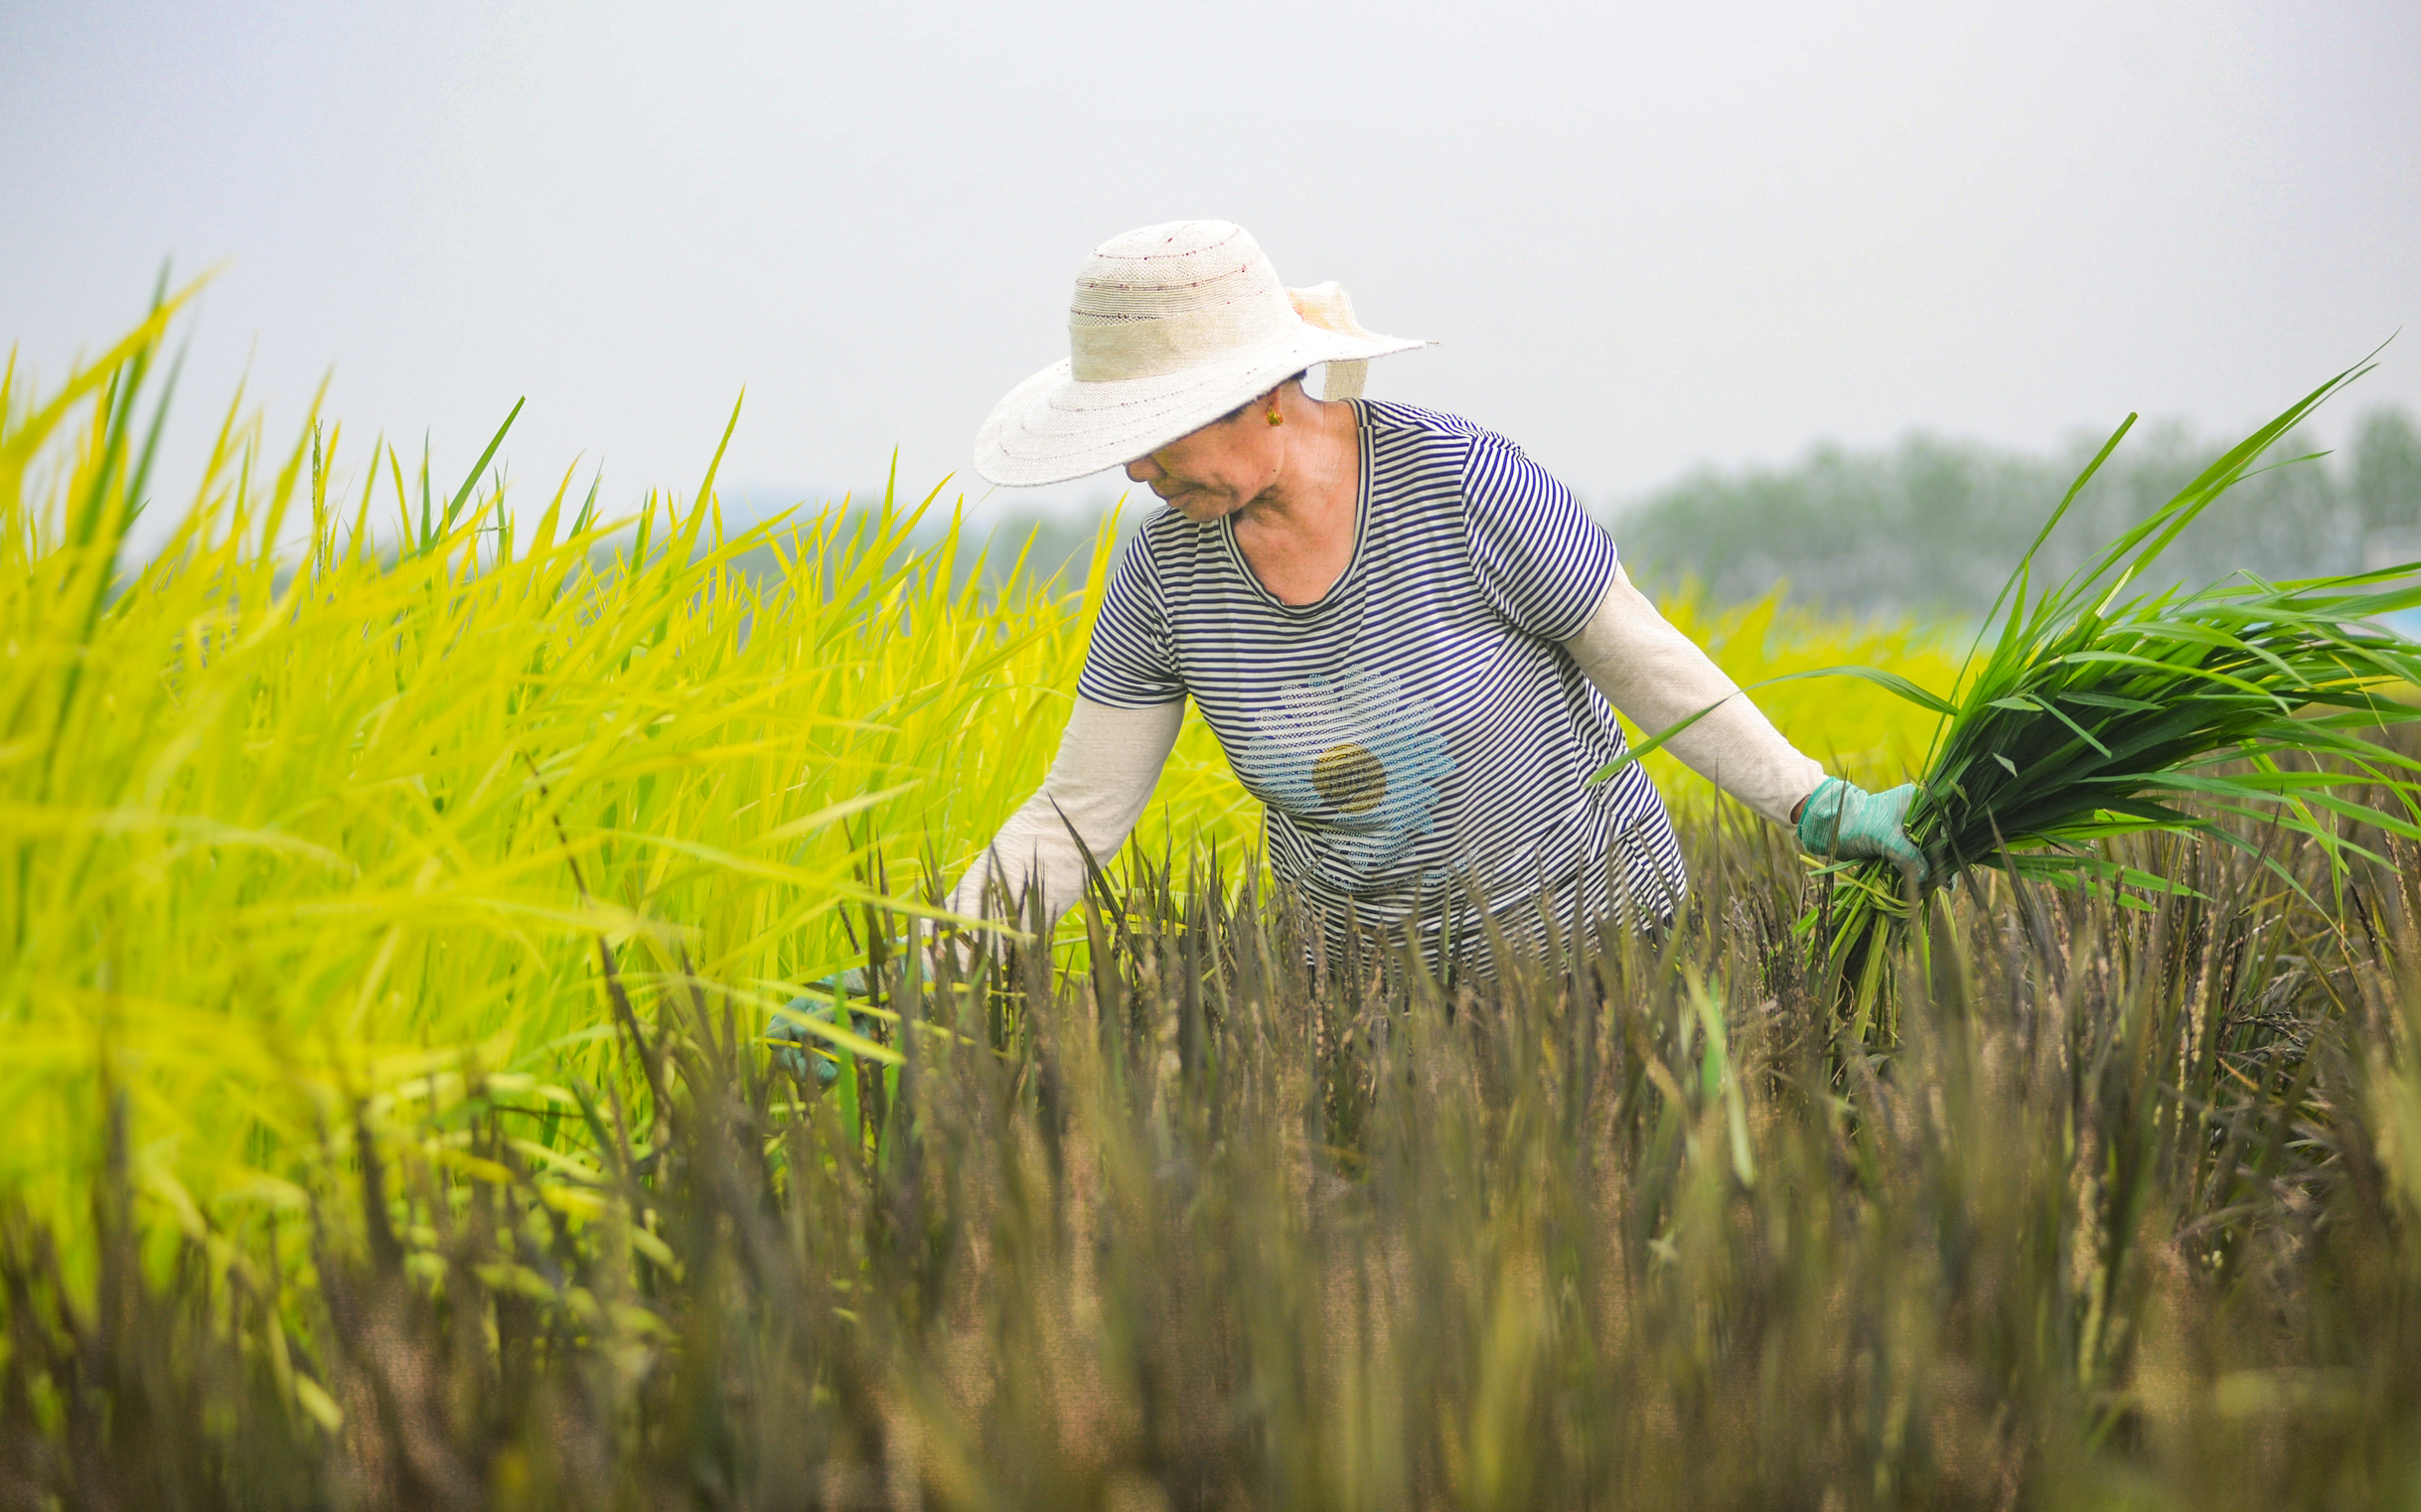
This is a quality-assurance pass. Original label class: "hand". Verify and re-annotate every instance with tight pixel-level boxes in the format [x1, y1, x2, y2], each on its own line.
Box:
[769, 969, 872, 1086]
[1795, 777, 1929, 884]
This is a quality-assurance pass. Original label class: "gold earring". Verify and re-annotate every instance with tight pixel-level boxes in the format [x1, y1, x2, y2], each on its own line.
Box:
[1266, 406, 1284, 426]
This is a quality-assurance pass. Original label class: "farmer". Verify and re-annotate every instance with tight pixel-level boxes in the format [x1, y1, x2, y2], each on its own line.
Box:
[948, 220, 1921, 968]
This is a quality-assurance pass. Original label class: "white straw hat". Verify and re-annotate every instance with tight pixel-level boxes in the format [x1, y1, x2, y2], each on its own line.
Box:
[974, 221, 1431, 487]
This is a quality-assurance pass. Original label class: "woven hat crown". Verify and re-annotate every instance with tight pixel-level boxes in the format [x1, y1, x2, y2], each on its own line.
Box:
[972, 220, 1428, 486]
[1065, 221, 1298, 383]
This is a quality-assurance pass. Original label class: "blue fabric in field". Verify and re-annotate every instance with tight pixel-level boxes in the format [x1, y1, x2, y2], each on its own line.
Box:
[1080, 399, 1687, 941]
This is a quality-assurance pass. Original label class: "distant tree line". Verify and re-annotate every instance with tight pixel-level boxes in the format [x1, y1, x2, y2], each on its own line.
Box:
[1610, 406, 2421, 619]
[728, 405, 2421, 623]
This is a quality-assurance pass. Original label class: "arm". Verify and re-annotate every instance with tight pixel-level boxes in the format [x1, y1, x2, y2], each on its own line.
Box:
[1560, 565, 1826, 829]
[943, 695, 1185, 931]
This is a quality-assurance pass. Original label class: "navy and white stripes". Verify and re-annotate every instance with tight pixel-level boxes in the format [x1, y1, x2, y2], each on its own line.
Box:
[1078, 400, 1688, 939]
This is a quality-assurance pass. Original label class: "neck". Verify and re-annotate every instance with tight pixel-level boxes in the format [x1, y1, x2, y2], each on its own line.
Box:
[1227, 394, 1363, 606]
[1236, 393, 1359, 534]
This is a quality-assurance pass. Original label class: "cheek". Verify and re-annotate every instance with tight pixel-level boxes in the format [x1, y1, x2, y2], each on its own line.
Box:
[1154, 441, 1211, 480]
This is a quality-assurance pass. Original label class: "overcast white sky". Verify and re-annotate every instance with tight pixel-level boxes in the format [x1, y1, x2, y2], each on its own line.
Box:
[4, 0, 2416, 532]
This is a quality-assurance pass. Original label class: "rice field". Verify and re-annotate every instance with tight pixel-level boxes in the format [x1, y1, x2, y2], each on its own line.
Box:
[7, 306, 2420, 1508]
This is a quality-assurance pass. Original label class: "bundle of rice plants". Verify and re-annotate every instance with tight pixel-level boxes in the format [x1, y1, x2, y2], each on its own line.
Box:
[1817, 359, 2421, 1021]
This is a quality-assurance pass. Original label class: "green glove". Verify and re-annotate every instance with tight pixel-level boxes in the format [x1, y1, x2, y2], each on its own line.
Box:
[769, 969, 872, 1086]
[1796, 777, 1929, 884]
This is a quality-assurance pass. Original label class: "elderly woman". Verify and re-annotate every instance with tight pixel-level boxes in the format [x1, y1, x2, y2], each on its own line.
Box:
[948, 221, 1919, 968]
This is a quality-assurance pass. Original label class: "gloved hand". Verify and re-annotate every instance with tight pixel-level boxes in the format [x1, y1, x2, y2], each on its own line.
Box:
[769, 968, 872, 1086]
[1795, 777, 1929, 884]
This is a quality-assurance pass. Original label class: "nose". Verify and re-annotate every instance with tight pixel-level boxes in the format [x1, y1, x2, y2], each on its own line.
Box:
[1126, 453, 1163, 482]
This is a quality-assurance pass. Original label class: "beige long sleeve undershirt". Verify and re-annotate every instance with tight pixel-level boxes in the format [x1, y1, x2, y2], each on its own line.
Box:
[942, 694, 1185, 927]
[1561, 565, 1827, 830]
[944, 564, 1826, 930]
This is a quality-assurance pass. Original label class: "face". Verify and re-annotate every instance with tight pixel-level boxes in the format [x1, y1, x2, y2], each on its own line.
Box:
[1124, 391, 1286, 523]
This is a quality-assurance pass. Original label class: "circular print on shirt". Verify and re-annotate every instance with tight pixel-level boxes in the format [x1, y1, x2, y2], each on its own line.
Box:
[1312, 743, 1387, 813]
[1239, 670, 1453, 889]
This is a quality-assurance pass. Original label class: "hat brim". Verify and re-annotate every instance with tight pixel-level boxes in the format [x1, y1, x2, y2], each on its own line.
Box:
[973, 326, 1430, 488]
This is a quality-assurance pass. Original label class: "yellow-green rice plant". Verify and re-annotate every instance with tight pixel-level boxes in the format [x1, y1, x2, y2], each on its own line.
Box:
[1, 297, 1263, 1239]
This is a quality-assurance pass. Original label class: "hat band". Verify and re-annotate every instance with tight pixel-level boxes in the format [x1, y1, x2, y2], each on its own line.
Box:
[1068, 296, 1302, 382]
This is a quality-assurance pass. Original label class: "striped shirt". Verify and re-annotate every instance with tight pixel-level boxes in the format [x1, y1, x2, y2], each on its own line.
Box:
[1079, 399, 1687, 936]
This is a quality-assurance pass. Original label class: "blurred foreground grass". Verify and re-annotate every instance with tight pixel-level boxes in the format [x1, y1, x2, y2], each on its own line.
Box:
[9, 825, 2421, 1509]
[19, 308, 2421, 1507]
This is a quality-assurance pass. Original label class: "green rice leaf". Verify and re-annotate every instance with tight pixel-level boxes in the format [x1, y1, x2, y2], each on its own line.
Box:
[1817, 356, 2421, 995]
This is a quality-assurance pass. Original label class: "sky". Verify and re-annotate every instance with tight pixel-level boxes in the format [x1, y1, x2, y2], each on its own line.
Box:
[3, 0, 2417, 537]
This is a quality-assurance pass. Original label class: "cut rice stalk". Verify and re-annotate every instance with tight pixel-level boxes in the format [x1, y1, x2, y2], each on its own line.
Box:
[1821, 356, 2421, 1035]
